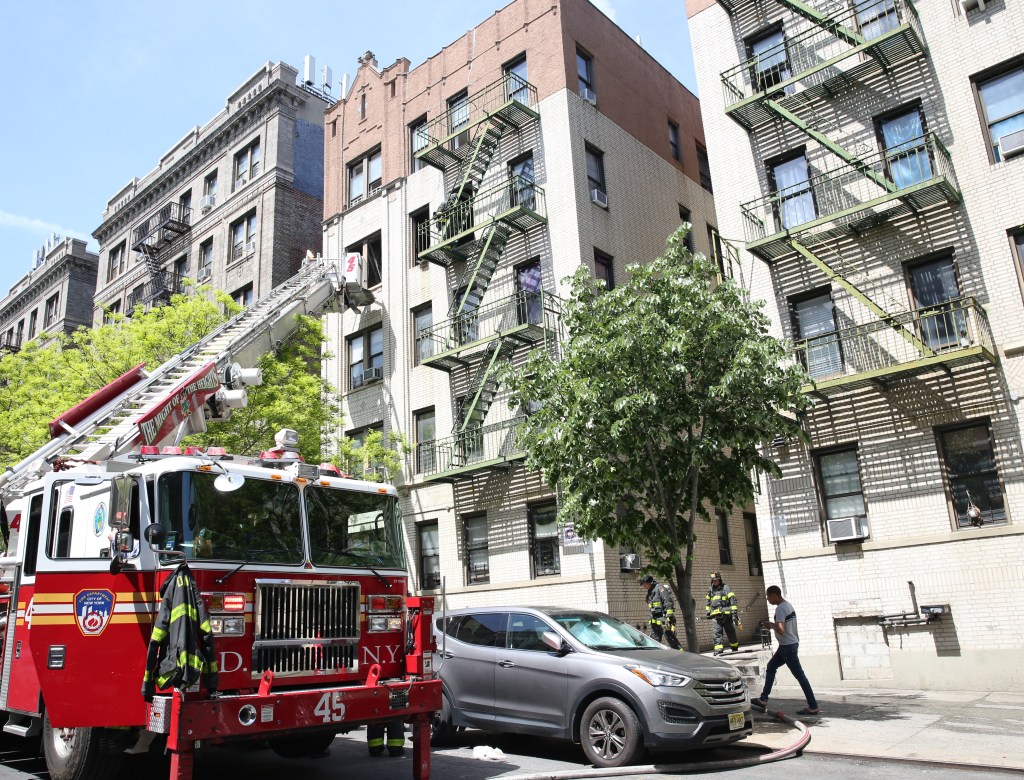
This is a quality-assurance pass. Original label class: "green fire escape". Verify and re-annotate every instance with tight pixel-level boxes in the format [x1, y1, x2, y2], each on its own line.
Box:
[413, 72, 559, 481]
[718, 0, 995, 395]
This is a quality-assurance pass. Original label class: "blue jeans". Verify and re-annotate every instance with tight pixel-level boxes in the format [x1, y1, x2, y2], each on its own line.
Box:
[760, 642, 817, 709]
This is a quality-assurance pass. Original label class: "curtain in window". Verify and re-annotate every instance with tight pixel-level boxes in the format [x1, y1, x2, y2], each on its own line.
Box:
[855, 0, 898, 40]
[506, 59, 529, 104]
[751, 30, 789, 89]
[910, 258, 963, 350]
[510, 156, 535, 210]
[794, 294, 842, 379]
[979, 69, 1024, 159]
[882, 111, 930, 188]
[773, 156, 816, 230]
[819, 450, 865, 519]
[517, 261, 543, 325]
[586, 152, 604, 193]
[942, 426, 1005, 526]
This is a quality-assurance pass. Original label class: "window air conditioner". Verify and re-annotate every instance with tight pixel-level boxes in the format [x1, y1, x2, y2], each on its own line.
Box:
[244, 241, 257, 255]
[590, 188, 608, 208]
[998, 128, 1024, 160]
[199, 195, 216, 213]
[580, 87, 597, 106]
[235, 176, 247, 189]
[959, 0, 986, 12]
[826, 515, 869, 544]
[619, 553, 642, 571]
[363, 366, 384, 383]
[198, 266, 212, 280]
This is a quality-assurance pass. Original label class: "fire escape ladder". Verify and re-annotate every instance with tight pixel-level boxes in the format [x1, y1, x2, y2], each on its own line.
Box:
[440, 121, 506, 219]
[775, 0, 866, 47]
[789, 239, 935, 357]
[449, 222, 514, 319]
[459, 338, 515, 435]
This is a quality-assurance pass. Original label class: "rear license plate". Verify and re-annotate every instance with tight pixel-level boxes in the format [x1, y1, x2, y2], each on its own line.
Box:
[728, 712, 745, 731]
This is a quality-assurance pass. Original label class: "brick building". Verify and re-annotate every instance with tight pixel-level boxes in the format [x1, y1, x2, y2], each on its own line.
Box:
[0, 237, 98, 350]
[322, 0, 768, 642]
[91, 61, 329, 322]
[687, 0, 1024, 690]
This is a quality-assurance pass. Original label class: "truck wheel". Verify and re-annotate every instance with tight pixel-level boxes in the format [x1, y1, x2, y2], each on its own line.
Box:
[268, 731, 336, 758]
[430, 693, 455, 746]
[42, 710, 125, 780]
[579, 697, 642, 768]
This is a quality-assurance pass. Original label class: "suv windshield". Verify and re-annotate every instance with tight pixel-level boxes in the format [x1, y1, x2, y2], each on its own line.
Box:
[157, 472, 303, 564]
[305, 486, 405, 569]
[552, 611, 663, 651]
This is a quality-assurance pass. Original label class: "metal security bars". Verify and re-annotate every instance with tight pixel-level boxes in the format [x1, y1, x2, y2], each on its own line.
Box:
[791, 296, 996, 394]
[416, 416, 528, 481]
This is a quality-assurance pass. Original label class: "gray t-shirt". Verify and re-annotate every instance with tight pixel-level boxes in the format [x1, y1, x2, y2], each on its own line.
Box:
[774, 600, 799, 645]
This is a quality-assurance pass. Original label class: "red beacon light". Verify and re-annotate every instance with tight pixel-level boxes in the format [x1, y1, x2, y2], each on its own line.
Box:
[207, 446, 228, 457]
[259, 450, 280, 460]
[139, 446, 160, 456]
[183, 446, 204, 456]
[319, 463, 341, 477]
[161, 446, 182, 455]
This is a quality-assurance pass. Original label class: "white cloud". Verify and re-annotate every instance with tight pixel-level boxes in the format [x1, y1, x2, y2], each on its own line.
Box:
[0, 210, 92, 244]
[590, 0, 617, 22]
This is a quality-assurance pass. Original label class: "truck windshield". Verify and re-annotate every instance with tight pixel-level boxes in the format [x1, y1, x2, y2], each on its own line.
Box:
[156, 472, 303, 564]
[305, 486, 405, 569]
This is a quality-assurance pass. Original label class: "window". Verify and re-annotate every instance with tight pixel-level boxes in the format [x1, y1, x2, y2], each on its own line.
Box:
[668, 121, 680, 161]
[907, 255, 964, 351]
[770, 152, 815, 230]
[748, 27, 790, 91]
[678, 206, 695, 252]
[708, 225, 726, 276]
[509, 613, 554, 651]
[448, 91, 470, 150]
[231, 212, 257, 260]
[938, 421, 1006, 528]
[791, 290, 843, 379]
[232, 284, 253, 308]
[576, 48, 594, 98]
[15, 320, 23, 344]
[348, 325, 384, 388]
[715, 509, 732, 565]
[975, 62, 1024, 162]
[107, 242, 126, 283]
[455, 395, 484, 462]
[464, 514, 489, 584]
[44, 292, 60, 328]
[103, 301, 121, 325]
[28, 310, 37, 339]
[504, 54, 529, 104]
[508, 153, 536, 211]
[198, 239, 213, 278]
[696, 143, 713, 193]
[173, 256, 188, 288]
[594, 249, 614, 291]
[529, 503, 560, 577]
[515, 259, 543, 325]
[414, 408, 436, 473]
[234, 139, 260, 188]
[586, 145, 606, 197]
[453, 286, 480, 345]
[854, 0, 899, 40]
[347, 233, 382, 289]
[178, 190, 192, 219]
[411, 207, 430, 263]
[419, 522, 440, 589]
[453, 613, 505, 646]
[1011, 231, 1024, 302]
[877, 106, 930, 188]
[413, 304, 434, 365]
[410, 117, 428, 172]
[815, 448, 866, 522]
[348, 148, 382, 204]
[203, 171, 218, 198]
[359, 92, 367, 119]
[743, 512, 762, 576]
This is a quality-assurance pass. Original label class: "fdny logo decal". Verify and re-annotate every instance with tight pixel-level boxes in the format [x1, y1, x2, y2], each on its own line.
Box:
[93, 503, 107, 536]
[75, 589, 115, 636]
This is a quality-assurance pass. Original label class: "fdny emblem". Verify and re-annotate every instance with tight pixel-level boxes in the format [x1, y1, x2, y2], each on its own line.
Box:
[93, 503, 107, 536]
[75, 590, 115, 636]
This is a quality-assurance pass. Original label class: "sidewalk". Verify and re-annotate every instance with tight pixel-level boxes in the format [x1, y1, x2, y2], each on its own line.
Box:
[717, 645, 1024, 771]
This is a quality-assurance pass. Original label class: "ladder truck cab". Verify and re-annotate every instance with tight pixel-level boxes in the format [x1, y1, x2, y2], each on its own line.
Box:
[0, 255, 440, 780]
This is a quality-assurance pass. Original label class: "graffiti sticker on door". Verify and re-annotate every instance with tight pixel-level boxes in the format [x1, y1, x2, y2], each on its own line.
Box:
[75, 590, 115, 636]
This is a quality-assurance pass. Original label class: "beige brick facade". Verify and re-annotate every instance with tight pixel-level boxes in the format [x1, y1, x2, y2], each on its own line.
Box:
[688, 0, 1024, 690]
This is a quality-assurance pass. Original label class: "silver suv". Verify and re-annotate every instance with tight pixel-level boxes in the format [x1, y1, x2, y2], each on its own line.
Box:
[431, 606, 752, 768]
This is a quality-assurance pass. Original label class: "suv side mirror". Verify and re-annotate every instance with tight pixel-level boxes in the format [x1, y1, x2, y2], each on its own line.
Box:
[542, 630, 571, 656]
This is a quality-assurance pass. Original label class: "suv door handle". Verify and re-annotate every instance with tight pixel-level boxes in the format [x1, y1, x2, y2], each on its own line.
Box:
[442, 651, 455, 659]
[497, 659, 515, 668]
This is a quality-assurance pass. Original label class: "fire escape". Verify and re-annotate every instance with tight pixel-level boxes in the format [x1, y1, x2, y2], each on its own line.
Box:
[719, 0, 995, 395]
[128, 201, 192, 314]
[413, 72, 560, 481]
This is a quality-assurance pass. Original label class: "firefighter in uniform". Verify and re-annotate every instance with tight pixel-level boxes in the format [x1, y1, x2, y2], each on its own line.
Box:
[367, 719, 405, 757]
[641, 575, 681, 650]
[706, 571, 739, 655]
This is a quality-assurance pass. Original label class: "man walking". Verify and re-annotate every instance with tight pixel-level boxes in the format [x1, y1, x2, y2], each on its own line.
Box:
[641, 575, 681, 649]
[752, 586, 820, 716]
[706, 571, 739, 655]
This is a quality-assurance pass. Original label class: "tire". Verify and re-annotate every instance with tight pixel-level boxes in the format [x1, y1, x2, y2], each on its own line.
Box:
[430, 693, 455, 747]
[268, 730, 337, 758]
[579, 697, 642, 769]
[41, 709, 125, 780]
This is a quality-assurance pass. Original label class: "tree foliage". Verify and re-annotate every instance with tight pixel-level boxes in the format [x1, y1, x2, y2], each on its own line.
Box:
[506, 227, 809, 650]
[333, 429, 412, 483]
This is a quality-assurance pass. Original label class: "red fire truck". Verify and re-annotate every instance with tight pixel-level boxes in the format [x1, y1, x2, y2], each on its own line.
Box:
[0, 255, 440, 780]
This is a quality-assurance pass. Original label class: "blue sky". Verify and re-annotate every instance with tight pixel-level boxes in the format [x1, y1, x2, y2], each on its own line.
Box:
[0, 0, 696, 299]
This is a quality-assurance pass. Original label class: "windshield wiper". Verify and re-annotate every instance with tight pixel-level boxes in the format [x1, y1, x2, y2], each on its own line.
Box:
[311, 546, 391, 588]
[215, 556, 253, 584]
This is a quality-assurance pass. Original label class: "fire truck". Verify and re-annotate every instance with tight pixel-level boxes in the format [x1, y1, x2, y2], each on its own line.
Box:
[0, 254, 440, 780]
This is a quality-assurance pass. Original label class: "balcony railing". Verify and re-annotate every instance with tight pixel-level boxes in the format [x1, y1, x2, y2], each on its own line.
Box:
[125, 270, 188, 313]
[131, 201, 192, 254]
[415, 416, 527, 482]
[0, 334, 22, 352]
[721, 0, 924, 129]
[791, 297, 996, 395]
[414, 73, 539, 170]
[741, 133, 958, 259]
[419, 290, 561, 372]
[417, 176, 546, 265]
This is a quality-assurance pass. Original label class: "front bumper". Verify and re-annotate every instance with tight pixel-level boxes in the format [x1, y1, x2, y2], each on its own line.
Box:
[647, 712, 753, 749]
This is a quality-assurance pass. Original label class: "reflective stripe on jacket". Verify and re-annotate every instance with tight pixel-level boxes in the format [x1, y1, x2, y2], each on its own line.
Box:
[706, 583, 738, 618]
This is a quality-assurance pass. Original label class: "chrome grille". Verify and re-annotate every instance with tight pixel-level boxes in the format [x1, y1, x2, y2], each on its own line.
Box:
[254, 580, 360, 677]
[693, 677, 747, 706]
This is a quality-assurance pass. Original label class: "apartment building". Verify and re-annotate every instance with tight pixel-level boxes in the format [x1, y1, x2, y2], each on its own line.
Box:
[687, 0, 1024, 690]
[0, 237, 98, 350]
[322, 0, 768, 642]
[91, 61, 329, 322]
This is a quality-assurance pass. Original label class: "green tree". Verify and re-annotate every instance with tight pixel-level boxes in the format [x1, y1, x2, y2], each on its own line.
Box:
[506, 227, 809, 651]
[333, 429, 411, 483]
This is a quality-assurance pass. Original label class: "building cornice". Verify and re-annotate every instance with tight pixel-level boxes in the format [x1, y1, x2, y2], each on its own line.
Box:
[0, 253, 97, 323]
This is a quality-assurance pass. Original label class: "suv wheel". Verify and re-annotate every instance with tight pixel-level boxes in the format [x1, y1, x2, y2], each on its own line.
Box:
[580, 697, 642, 768]
[430, 694, 455, 746]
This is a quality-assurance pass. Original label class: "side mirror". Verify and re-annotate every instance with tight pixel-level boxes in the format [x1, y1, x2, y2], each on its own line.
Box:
[542, 630, 571, 656]
[110, 531, 136, 574]
[144, 523, 166, 547]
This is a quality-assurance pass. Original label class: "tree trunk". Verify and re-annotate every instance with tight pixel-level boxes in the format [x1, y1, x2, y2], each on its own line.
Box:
[679, 466, 701, 652]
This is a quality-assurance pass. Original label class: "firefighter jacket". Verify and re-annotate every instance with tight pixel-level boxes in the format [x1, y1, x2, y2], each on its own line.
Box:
[646, 582, 676, 626]
[706, 581, 738, 621]
[142, 563, 218, 701]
